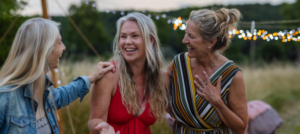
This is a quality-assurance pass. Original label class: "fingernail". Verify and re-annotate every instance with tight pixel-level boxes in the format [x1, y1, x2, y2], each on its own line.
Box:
[203, 71, 206, 74]
[194, 80, 197, 83]
[195, 75, 199, 78]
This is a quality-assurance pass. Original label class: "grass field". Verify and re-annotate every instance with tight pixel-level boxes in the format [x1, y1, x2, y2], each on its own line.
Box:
[54, 60, 300, 134]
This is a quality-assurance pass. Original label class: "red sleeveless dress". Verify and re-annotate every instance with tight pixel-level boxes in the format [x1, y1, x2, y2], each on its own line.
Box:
[107, 85, 156, 134]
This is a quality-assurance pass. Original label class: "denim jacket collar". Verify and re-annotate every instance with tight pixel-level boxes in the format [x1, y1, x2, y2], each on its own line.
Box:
[23, 75, 54, 99]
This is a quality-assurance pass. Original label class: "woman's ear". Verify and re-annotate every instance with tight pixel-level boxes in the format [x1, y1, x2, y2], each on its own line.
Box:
[151, 36, 155, 46]
[209, 38, 217, 48]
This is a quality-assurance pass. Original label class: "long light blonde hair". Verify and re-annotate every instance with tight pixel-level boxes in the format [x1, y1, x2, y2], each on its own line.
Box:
[112, 12, 169, 121]
[0, 18, 60, 116]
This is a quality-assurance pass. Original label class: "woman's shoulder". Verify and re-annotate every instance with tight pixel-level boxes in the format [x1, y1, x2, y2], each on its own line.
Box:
[0, 85, 23, 94]
[93, 67, 119, 94]
[0, 85, 22, 109]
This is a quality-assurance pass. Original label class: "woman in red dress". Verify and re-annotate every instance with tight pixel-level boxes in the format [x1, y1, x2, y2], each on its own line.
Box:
[88, 12, 169, 134]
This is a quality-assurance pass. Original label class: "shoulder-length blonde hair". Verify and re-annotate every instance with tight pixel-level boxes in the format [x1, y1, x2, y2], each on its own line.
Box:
[112, 12, 168, 121]
[0, 18, 60, 114]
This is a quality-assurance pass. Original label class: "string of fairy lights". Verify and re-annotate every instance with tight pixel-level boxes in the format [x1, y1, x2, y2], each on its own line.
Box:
[80, 0, 300, 43]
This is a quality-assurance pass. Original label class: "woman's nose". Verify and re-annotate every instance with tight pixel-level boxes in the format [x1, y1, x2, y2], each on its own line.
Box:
[125, 38, 133, 44]
[62, 43, 66, 51]
[182, 35, 189, 44]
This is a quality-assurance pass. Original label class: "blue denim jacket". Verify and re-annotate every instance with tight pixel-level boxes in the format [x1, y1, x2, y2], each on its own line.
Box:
[0, 75, 91, 134]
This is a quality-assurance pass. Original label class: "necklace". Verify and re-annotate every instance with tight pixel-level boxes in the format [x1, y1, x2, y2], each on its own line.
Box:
[135, 94, 147, 117]
[139, 94, 147, 107]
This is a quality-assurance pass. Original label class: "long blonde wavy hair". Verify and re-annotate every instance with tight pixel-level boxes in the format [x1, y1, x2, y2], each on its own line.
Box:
[112, 12, 169, 121]
[0, 18, 60, 116]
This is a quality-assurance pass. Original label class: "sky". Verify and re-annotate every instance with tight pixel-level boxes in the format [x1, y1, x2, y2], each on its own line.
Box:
[20, 0, 296, 16]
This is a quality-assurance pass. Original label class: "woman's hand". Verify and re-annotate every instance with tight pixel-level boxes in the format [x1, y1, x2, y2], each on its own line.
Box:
[94, 122, 119, 134]
[88, 62, 116, 84]
[194, 71, 223, 107]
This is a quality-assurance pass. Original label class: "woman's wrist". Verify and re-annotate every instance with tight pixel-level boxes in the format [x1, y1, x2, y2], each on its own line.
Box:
[211, 98, 224, 108]
[87, 75, 96, 84]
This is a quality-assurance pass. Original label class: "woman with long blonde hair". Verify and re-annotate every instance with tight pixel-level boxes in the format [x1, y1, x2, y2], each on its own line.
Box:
[88, 12, 169, 134]
[0, 18, 115, 134]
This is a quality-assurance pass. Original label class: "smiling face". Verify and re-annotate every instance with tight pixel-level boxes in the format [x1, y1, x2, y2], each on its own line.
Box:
[119, 20, 146, 64]
[182, 20, 210, 58]
[48, 33, 66, 70]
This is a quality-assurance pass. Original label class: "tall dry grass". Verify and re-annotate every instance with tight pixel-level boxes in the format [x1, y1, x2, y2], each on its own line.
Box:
[55, 60, 300, 134]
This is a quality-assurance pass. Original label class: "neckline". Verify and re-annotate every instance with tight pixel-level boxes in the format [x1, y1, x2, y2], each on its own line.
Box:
[116, 85, 148, 119]
[185, 52, 232, 91]
[135, 104, 148, 118]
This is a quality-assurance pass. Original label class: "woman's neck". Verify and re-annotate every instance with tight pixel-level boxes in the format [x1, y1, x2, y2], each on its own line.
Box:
[194, 51, 220, 69]
[128, 60, 146, 77]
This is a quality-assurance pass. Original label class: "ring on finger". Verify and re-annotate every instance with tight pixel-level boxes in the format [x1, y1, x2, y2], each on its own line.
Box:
[200, 86, 204, 90]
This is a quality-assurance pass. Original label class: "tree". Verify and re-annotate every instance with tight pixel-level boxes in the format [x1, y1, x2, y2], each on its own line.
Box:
[0, 0, 27, 65]
[52, 2, 110, 60]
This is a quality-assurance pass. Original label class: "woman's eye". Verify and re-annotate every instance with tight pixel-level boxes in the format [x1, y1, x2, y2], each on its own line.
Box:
[133, 35, 138, 37]
[121, 36, 126, 38]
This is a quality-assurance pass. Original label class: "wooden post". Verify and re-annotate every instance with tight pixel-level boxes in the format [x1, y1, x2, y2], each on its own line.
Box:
[41, 0, 64, 133]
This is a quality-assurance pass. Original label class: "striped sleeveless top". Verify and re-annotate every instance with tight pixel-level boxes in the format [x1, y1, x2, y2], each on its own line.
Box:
[170, 52, 240, 134]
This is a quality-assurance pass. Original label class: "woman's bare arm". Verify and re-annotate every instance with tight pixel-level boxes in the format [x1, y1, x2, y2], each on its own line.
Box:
[88, 70, 118, 134]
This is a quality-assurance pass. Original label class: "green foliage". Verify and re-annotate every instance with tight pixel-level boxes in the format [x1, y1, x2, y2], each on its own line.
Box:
[0, 0, 28, 65]
[0, 0, 27, 20]
[52, 2, 111, 59]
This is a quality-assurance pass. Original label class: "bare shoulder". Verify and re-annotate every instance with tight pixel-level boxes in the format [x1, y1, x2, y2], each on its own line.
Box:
[231, 71, 244, 87]
[92, 69, 119, 98]
[97, 70, 119, 84]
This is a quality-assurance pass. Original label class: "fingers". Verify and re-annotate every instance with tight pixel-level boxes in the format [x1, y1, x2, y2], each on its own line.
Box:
[194, 80, 204, 96]
[100, 62, 114, 68]
[203, 71, 211, 85]
[94, 123, 102, 131]
[98, 62, 116, 73]
[101, 65, 115, 74]
[195, 75, 206, 88]
[116, 131, 120, 134]
[94, 122, 108, 131]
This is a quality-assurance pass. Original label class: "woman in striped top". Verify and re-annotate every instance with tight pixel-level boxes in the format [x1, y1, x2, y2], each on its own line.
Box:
[165, 8, 248, 134]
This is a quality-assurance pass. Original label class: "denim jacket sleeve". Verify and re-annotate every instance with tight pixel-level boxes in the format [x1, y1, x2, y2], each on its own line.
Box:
[50, 76, 91, 109]
[0, 91, 8, 129]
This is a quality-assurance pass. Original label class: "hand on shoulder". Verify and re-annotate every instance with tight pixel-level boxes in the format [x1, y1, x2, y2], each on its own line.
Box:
[88, 62, 116, 84]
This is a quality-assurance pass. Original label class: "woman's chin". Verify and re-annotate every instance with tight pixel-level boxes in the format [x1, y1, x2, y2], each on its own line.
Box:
[187, 52, 195, 58]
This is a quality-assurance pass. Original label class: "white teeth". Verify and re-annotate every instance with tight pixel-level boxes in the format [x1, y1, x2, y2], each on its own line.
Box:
[126, 48, 136, 52]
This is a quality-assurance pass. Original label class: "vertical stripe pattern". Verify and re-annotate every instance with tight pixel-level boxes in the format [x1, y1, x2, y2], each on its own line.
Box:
[170, 52, 240, 134]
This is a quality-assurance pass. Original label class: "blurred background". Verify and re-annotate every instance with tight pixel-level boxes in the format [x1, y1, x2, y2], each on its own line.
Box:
[1, 0, 300, 133]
